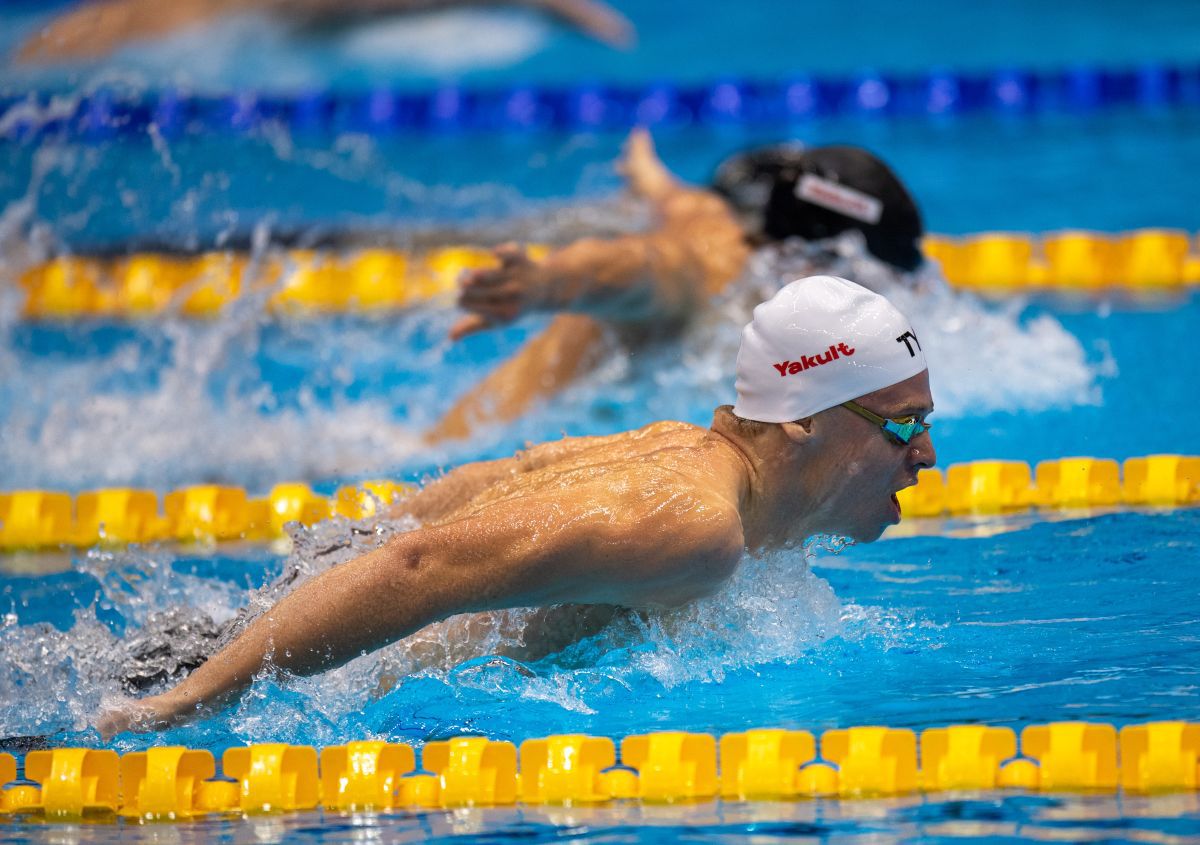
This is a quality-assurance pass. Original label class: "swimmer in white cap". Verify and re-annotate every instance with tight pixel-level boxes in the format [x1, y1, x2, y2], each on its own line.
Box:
[430, 129, 925, 441]
[97, 275, 934, 737]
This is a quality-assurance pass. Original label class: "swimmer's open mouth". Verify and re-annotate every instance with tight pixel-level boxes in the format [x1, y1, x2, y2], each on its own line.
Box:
[889, 481, 915, 519]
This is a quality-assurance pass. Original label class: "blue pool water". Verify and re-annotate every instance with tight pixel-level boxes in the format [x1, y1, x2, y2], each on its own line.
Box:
[6, 109, 1200, 251]
[5, 0, 1200, 90]
[2, 1, 1200, 841]
[5, 508, 1199, 744]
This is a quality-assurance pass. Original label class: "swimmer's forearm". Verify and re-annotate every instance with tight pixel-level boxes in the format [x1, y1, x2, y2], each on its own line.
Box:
[163, 535, 455, 714]
[159, 504, 602, 719]
[536, 186, 745, 321]
[538, 237, 693, 322]
[16, 0, 244, 63]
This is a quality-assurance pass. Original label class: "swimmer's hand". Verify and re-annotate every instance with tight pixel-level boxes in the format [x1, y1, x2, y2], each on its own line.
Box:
[530, 0, 635, 49]
[95, 692, 187, 741]
[450, 243, 549, 340]
[618, 128, 676, 201]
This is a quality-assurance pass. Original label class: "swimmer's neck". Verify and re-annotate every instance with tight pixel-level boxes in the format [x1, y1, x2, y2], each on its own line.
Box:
[708, 406, 822, 553]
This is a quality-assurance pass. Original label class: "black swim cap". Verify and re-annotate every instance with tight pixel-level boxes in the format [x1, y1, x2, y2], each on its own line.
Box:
[711, 144, 924, 272]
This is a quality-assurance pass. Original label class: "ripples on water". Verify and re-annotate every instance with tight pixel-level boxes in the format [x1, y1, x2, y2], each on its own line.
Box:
[3, 793, 1194, 844]
[1, 506, 874, 749]
[11, 504, 1192, 750]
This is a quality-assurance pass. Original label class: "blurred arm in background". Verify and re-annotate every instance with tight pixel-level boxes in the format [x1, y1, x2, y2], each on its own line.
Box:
[431, 130, 927, 444]
[15, 0, 634, 64]
[426, 128, 749, 443]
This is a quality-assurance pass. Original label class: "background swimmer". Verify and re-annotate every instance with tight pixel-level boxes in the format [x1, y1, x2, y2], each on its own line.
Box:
[96, 275, 935, 737]
[13, 0, 635, 64]
[431, 128, 925, 441]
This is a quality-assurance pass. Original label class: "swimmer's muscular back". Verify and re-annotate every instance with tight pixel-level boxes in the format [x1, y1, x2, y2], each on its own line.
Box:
[96, 421, 749, 736]
[397, 421, 748, 606]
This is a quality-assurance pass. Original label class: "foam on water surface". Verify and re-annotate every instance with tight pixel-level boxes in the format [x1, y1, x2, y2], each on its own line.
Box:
[0, 510, 867, 749]
[2, 508, 1197, 756]
[340, 9, 551, 73]
[0, 232, 1107, 490]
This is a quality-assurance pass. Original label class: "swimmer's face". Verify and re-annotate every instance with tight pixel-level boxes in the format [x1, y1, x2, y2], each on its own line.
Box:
[807, 370, 936, 542]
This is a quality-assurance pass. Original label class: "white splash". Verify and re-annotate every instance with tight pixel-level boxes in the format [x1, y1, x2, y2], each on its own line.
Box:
[0, 515, 887, 743]
[340, 9, 549, 73]
[692, 233, 1107, 418]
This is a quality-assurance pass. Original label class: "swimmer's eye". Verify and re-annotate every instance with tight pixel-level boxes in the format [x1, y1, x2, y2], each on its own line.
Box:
[841, 401, 933, 446]
[881, 415, 932, 446]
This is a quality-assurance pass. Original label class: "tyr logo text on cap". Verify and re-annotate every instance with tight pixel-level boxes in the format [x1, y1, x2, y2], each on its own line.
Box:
[896, 329, 921, 357]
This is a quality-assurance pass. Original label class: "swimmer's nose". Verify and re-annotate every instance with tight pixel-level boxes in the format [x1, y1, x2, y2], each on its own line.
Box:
[910, 431, 936, 470]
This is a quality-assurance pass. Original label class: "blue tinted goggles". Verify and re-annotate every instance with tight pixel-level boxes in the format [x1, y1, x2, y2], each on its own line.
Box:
[841, 400, 932, 446]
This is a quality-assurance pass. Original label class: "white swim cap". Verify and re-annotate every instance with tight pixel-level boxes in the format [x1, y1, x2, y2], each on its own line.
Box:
[733, 275, 927, 423]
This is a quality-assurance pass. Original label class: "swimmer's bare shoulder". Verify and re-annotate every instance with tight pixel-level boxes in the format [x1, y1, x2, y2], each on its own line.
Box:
[443, 421, 747, 607]
[398, 421, 746, 607]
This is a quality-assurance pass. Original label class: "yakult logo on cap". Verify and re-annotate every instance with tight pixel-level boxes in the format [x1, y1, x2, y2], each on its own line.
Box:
[772, 342, 855, 377]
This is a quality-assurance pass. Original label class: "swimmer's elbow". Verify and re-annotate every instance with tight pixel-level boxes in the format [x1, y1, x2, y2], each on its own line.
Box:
[373, 532, 463, 624]
[379, 529, 422, 570]
[379, 520, 561, 618]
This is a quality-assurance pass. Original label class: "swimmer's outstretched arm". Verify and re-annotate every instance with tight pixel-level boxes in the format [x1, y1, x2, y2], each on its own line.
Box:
[97, 486, 741, 737]
[15, 0, 240, 64]
[450, 130, 748, 340]
[15, 0, 632, 64]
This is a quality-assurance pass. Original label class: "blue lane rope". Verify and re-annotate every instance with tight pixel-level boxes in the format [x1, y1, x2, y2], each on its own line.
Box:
[2, 63, 1199, 142]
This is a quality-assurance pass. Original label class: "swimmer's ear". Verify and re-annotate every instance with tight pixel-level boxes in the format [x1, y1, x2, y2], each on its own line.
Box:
[778, 417, 815, 444]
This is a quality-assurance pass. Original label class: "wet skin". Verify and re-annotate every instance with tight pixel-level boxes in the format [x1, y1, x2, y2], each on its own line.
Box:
[96, 371, 934, 737]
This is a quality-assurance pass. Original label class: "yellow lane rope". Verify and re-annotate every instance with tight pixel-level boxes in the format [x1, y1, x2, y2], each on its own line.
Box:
[1, 722, 1196, 819]
[8, 229, 1199, 321]
[0, 456, 1196, 551]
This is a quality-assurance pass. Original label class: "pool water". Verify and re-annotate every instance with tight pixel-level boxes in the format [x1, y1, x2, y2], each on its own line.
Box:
[0, 278, 1197, 839]
[5, 110, 1200, 251]
[5, 506, 1199, 745]
[2, 1, 1200, 841]
[5, 0, 1200, 90]
[6, 793, 1198, 843]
